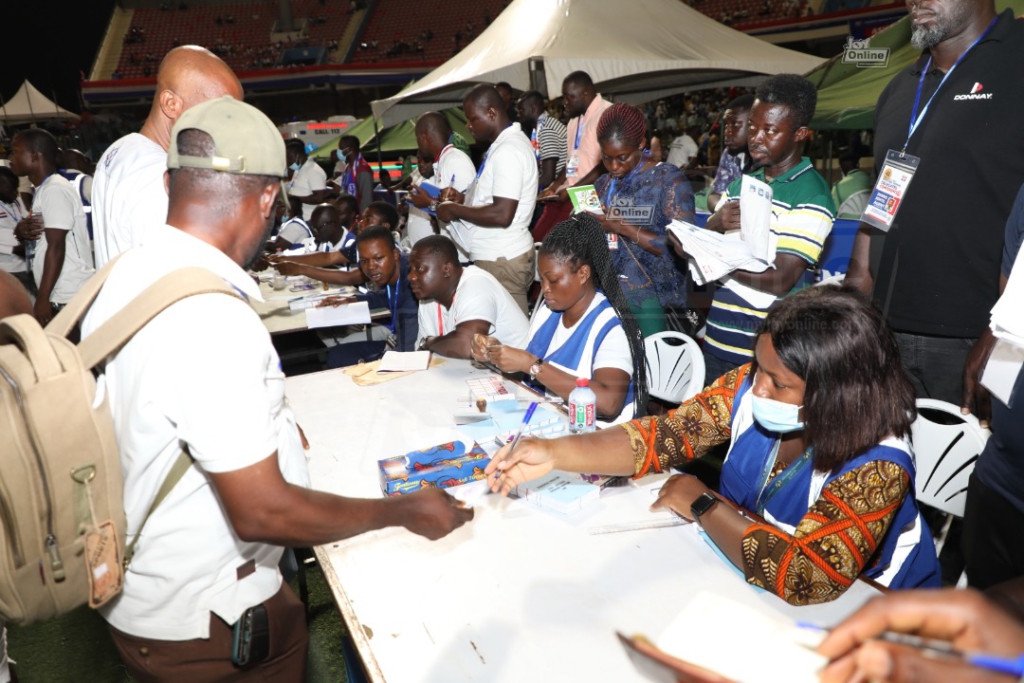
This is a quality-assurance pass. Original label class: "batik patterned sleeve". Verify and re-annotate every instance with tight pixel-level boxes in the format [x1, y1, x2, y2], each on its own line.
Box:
[620, 364, 751, 477]
[741, 459, 910, 605]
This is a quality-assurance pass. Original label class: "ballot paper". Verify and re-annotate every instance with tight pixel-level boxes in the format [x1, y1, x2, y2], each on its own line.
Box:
[738, 174, 776, 263]
[654, 592, 827, 683]
[982, 338, 1024, 407]
[377, 350, 432, 373]
[305, 300, 371, 328]
[985, 245, 1024, 405]
[666, 221, 771, 285]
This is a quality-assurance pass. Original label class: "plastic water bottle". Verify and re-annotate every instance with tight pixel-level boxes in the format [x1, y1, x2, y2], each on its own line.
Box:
[568, 378, 597, 434]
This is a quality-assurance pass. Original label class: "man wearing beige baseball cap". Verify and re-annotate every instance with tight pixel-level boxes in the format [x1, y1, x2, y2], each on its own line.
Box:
[81, 96, 473, 681]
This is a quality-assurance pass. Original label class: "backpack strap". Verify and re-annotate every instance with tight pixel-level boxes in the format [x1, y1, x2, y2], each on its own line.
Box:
[47, 253, 125, 339]
[76, 267, 243, 370]
[123, 447, 195, 569]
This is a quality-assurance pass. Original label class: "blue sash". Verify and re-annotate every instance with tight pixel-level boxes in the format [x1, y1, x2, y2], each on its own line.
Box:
[524, 299, 635, 413]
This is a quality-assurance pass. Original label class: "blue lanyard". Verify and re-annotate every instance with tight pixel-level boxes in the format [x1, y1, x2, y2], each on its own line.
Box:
[904, 17, 997, 151]
[754, 444, 812, 516]
[475, 124, 513, 179]
[603, 150, 649, 207]
[573, 117, 584, 152]
[386, 274, 401, 333]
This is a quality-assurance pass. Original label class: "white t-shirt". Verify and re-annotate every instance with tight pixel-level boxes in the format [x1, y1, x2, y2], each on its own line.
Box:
[529, 293, 634, 423]
[32, 174, 95, 303]
[462, 123, 537, 262]
[92, 133, 169, 267]
[288, 159, 327, 221]
[81, 224, 310, 641]
[0, 197, 28, 274]
[666, 135, 699, 168]
[415, 265, 529, 349]
[433, 145, 477, 258]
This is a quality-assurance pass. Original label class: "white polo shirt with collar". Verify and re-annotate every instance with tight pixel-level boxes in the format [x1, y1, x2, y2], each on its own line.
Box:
[81, 224, 310, 641]
[288, 159, 328, 221]
[462, 123, 537, 262]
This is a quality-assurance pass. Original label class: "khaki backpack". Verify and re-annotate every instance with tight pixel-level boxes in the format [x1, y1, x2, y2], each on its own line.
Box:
[0, 259, 239, 625]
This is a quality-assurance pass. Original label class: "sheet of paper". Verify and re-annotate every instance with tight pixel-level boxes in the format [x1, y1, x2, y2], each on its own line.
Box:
[656, 591, 826, 683]
[991, 244, 1024, 348]
[305, 300, 371, 328]
[738, 174, 776, 263]
[667, 220, 771, 285]
[981, 338, 1024, 407]
[377, 350, 432, 373]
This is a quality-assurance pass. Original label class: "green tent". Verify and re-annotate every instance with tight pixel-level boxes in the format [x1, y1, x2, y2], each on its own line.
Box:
[808, 0, 1023, 129]
[309, 108, 472, 159]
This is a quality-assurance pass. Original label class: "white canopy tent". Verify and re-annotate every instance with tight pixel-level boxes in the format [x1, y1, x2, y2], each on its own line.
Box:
[0, 81, 81, 125]
[371, 0, 824, 126]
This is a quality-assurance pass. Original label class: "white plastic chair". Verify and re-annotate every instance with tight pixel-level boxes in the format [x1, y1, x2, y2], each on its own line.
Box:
[533, 242, 542, 282]
[911, 398, 991, 556]
[644, 331, 705, 404]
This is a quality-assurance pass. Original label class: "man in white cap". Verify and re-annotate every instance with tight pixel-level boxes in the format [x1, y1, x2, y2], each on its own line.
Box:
[82, 96, 472, 680]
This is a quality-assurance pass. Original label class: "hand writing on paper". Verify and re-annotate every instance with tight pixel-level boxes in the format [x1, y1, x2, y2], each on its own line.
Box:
[438, 187, 465, 204]
[649, 474, 712, 521]
[485, 437, 555, 496]
[316, 296, 356, 308]
[398, 489, 474, 540]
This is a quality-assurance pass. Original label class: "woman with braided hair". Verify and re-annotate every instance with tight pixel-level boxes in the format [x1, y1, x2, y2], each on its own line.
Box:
[471, 213, 647, 423]
[592, 102, 694, 337]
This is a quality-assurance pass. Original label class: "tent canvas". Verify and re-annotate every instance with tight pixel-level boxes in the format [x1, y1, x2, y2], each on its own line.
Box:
[371, 0, 824, 127]
[309, 108, 472, 160]
[0, 81, 80, 124]
[808, 0, 1024, 129]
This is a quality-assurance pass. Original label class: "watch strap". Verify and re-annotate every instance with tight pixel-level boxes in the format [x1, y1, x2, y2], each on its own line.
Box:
[691, 492, 718, 520]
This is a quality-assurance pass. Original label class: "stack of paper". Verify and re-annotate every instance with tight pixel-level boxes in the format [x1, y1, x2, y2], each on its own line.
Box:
[985, 248, 1024, 403]
[514, 470, 600, 515]
[305, 300, 371, 329]
[667, 174, 777, 285]
[377, 350, 432, 373]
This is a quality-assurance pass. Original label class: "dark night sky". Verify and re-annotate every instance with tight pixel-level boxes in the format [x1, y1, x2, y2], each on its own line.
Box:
[2, 0, 118, 114]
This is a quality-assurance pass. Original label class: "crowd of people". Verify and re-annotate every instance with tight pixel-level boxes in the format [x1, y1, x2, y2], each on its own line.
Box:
[3, 0, 1024, 675]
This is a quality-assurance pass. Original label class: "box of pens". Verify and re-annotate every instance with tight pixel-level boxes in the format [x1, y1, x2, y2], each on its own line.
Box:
[378, 440, 491, 496]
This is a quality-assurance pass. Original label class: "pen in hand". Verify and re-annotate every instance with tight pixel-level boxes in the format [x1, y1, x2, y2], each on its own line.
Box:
[493, 401, 538, 482]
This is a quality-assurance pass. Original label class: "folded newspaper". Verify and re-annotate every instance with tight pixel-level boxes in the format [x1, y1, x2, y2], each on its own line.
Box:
[666, 175, 777, 285]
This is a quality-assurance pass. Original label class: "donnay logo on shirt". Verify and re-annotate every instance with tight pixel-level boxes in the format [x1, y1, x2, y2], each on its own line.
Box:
[954, 82, 993, 101]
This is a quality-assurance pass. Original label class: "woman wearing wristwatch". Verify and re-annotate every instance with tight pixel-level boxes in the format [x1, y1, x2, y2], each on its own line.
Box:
[471, 214, 647, 424]
[485, 286, 941, 605]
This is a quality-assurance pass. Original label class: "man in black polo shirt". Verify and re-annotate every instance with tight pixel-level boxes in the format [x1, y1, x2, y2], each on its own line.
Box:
[845, 0, 1024, 412]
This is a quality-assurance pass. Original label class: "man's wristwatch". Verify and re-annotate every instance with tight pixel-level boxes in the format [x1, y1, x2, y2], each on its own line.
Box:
[528, 358, 544, 381]
[429, 199, 440, 212]
[690, 492, 718, 521]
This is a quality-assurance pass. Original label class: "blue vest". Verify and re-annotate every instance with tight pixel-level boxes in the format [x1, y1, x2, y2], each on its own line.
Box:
[719, 379, 941, 590]
[524, 298, 635, 415]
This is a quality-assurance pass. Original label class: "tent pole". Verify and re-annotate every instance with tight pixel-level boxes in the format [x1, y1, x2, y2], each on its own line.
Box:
[826, 136, 833, 186]
[27, 83, 35, 125]
[372, 116, 383, 172]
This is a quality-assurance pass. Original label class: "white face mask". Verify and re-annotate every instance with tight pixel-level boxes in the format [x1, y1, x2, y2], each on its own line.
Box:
[751, 394, 804, 433]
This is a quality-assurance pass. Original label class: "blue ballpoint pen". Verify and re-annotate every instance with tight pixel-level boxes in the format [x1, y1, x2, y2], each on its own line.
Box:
[493, 401, 540, 481]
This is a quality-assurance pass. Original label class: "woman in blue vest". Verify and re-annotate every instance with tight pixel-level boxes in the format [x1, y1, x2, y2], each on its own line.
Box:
[486, 286, 941, 604]
[471, 214, 648, 423]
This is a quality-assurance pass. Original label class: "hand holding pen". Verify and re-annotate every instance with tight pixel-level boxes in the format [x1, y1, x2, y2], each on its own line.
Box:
[815, 588, 1024, 683]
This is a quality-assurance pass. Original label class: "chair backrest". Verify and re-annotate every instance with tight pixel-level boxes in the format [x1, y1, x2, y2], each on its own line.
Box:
[911, 398, 991, 517]
[534, 242, 542, 282]
[644, 331, 705, 404]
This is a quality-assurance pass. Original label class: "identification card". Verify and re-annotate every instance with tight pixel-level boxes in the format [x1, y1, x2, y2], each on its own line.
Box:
[861, 150, 920, 233]
[607, 233, 619, 250]
[565, 155, 580, 180]
[85, 519, 124, 608]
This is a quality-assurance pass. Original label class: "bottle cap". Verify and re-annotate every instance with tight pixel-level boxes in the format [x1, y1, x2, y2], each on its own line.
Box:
[575, 378, 589, 387]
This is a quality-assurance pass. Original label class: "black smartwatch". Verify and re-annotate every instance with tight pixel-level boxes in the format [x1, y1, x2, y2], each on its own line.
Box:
[690, 492, 718, 521]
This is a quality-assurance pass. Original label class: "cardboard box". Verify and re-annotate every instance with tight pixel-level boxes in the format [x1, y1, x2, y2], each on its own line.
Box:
[379, 440, 491, 496]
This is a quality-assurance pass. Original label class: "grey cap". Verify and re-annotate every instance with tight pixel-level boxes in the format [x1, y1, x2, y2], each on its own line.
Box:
[167, 96, 286, 178]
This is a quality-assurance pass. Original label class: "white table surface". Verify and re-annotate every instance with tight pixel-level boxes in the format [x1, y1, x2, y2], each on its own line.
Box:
[252, 279, 386, 336]
[286, 360, 880, 683]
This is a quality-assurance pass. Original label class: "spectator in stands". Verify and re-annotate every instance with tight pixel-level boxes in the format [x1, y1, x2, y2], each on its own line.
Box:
[494, 82, 519, 123]
[517, 90, 567, 198]
[0, 167, 32, 295]
[844, 0, 1024, 415]
[285, 139, 328, 221]
[410, 234, 529, 358]
[707, 94, 754, 212]
[592, 103, 695, 337]
[675, 74, 834, 381]
[9, 129, 94, 325]
[92, 46, 242, 267]
[534, 71, 612, 240]
[82, 97, 471, 682]
[332, 135, 374, 212]
[436, 85, 538, 314]
[409, 112, 476, 258]
[831, 153, 872, 220]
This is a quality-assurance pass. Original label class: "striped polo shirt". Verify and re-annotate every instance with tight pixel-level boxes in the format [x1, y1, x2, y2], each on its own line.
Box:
[705, 158, 835, 366]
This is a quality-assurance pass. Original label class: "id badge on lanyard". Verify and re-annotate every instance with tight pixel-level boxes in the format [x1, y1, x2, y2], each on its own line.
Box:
[861, 150, 920, 233]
